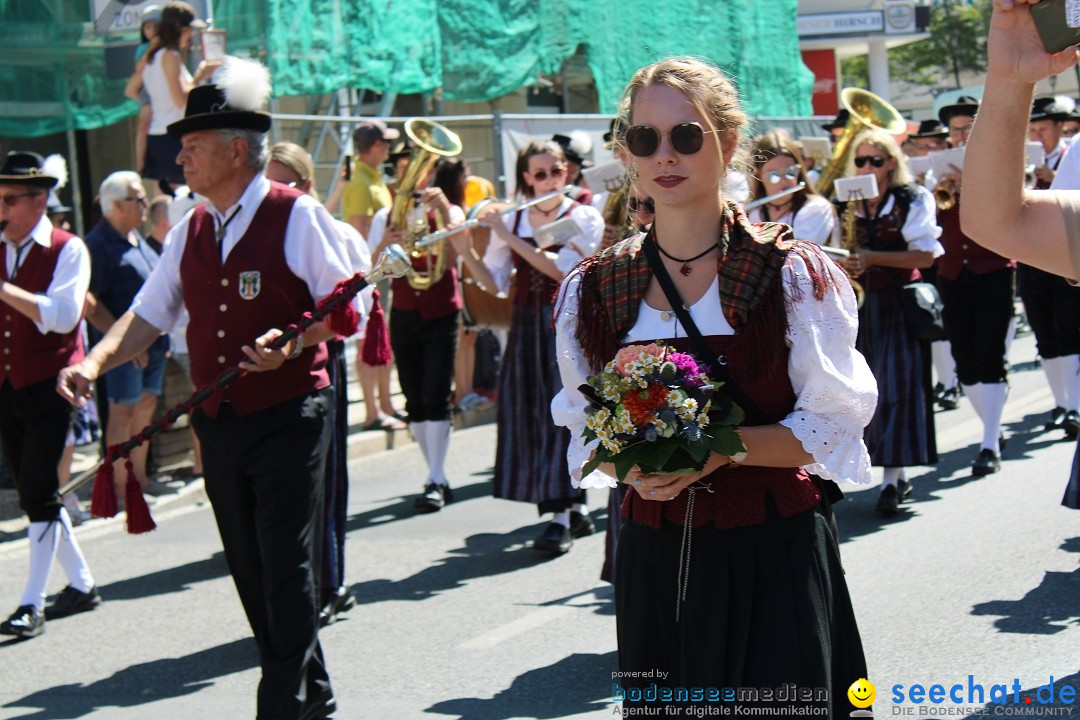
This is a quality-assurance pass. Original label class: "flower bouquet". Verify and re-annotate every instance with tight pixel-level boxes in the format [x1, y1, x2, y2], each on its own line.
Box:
[579, 343, 746, 481]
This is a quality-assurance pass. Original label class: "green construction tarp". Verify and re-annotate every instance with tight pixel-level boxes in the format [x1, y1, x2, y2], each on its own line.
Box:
[2, 0, 813, 138]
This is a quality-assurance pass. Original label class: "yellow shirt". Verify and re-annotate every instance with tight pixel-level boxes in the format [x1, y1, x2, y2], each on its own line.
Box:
[342, 159, 392, 220]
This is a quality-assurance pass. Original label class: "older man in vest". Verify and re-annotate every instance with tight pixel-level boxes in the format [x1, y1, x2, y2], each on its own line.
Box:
[0, 151, 100, 640]
[58, 58, 352, 720]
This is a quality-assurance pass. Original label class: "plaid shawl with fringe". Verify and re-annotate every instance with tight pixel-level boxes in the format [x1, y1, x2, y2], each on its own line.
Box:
[568, 201, 826, 373]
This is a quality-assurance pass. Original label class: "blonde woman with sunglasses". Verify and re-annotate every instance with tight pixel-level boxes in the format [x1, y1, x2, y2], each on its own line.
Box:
[459, 140, 604, 555]
[838, 128, 944, 515]
[552, 57, 876, 715]
[747, 130, 839, 247]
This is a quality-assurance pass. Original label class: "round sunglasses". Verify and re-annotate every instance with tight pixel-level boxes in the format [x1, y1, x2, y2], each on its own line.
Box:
[854, 155, 888, 169]
[624, 122, 717, 158]
[529, 164, 567, 182]
[627, 196, 655, 214]
[764, 164, 801, 185]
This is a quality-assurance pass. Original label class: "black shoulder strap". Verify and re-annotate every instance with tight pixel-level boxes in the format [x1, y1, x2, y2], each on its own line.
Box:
[642, 230, 762, 419]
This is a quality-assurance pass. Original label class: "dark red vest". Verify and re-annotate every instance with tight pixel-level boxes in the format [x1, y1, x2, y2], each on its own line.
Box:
[510, 206, 571, 307]
[846, 187, 921, 293]
[0, 227, 85, 390]
[623, 304, 822, 530]
[179, 183, 329, 417]
[391, 212, 462, 320]
[936, 198, 1015, 279]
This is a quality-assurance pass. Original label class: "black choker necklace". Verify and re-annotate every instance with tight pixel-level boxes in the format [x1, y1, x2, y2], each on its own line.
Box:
[655, 239, 720, 276]
[532, 201, 561, 216]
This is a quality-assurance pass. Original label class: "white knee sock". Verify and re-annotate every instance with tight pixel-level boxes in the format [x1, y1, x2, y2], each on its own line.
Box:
[426, 420, 452, 486]
[551, 510, 571, 528]
[1062, 354, 1080, 412]
[932, 341, 958, 390]
[572, 502, 589, 516]
[20, 520, 59, 611]
[882, 467, 903, 488]
[54, 508, 94, 593]
[963, 383, 984, 421]
[979, 383, 1008, 453]
[1043, 357, 1068, 408]
[411, 420, 431, 468]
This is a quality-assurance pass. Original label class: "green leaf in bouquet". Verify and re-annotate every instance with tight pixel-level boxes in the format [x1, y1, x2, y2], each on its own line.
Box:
[633, 439, 680, 472]
[641, 446, 706, 476]
[705, 425, 748, 458]
[685, 438, 710, 463]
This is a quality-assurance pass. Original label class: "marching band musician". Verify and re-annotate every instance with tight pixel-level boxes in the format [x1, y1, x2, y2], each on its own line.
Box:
[746, 130, 839, 247]
[375, 158, 468, 513]
[1026, 97, 1080, 438]
[838, 128, 943, 515]
[933, 96, 1017, 476]
[58, 59, 350, 719]
[458, 140, 604, 555]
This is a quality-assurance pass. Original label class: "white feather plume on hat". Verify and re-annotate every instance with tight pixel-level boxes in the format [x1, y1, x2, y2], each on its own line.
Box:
[42, 154, 68, 190]
[215, 56, 272, 112]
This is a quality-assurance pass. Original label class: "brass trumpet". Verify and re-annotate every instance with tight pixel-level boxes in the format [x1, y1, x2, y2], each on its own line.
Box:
[933, 176, 958, 211]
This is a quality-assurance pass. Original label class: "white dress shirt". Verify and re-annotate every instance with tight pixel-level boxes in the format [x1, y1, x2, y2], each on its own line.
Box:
[747, 194, 840, 247]
[2, 214, 90, 335]
[132, 174, 354, 333]
[550, 250, 878, 489]
[482, 198, 604, 297]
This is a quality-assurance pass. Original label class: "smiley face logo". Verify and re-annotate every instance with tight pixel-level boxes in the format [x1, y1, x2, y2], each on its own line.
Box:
[847, 678, 876, 709]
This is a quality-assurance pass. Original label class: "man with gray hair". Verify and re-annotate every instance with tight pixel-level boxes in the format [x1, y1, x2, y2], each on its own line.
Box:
[58, 58, 351, 720]
[85, 171, 172, 498]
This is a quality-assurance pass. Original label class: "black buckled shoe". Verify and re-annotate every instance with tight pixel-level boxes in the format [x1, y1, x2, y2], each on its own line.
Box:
[875, 485, 899, 516]
[413, 483, 452, 512]
[569, 511, 595, 538]
[1046, 406, 1067, 431]
[897, 478, 914, 503]
[0, 605, 44, 639]
[1064, 410, 1080, 440]
[937, 386, 960, 411]
[44, 585, 102, 620]
[972, 448, 1002, 477]
[533, 522, 573, 554]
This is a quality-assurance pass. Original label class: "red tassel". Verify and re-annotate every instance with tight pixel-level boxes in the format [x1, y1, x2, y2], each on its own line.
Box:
[360, 290, 393, 367]
[318, 281, 360, 338]
[89, 457, 118, 519]
[122, 457, 156, 534]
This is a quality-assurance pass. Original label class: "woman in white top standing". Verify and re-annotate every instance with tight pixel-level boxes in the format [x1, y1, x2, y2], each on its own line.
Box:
[746, 130, 838, 247]
[138, 2, 216, 189]
[455, 140, 604, 554]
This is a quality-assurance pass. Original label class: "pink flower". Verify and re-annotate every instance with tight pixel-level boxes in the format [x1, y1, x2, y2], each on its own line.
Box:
[613, 343, 665, 376]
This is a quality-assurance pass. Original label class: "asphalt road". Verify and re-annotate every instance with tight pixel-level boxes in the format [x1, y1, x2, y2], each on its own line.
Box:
[0, 331, 1077, 720]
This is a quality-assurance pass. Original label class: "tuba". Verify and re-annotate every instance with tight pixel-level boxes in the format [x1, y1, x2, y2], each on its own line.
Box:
[816, 88, 907, 198]
[389, 118, 464, 291]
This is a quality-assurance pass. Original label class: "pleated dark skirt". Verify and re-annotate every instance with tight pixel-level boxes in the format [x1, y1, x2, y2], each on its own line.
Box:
[615, 499, 867, 716]
[492, 303, 574, 510]
[858, 283, 937, 467]
[1064, 439, 1080, 510]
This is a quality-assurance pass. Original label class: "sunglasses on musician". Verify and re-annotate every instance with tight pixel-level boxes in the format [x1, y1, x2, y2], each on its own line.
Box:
[765, 164, 801, 185]
[530, 165, 566, 182]
[627, 197, 655, 214]
[854, 155, 887, 169]
[624, 122, 718, 158]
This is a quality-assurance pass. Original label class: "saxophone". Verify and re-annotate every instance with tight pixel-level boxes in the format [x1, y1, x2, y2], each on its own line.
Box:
[842, 200, 866, 308]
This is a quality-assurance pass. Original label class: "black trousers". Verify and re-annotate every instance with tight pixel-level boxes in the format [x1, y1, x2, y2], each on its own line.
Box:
[192, 389, 333, 720]
[0, 378, 72, 522]
[938, 267, 1016, 385]
[390, 308, 460, 422]
[1019, 264, 1080, 360]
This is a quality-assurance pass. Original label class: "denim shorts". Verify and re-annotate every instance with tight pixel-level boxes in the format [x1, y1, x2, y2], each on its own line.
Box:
[105, 342, 167, 405]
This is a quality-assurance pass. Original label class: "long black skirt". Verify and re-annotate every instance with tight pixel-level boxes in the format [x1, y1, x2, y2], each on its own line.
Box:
[615, 498, 867, 716]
